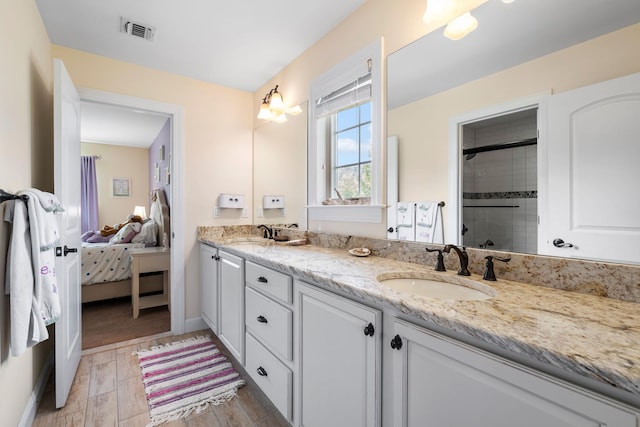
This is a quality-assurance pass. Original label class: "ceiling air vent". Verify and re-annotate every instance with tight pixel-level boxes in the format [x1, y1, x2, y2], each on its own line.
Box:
[120, 17, 155, 41]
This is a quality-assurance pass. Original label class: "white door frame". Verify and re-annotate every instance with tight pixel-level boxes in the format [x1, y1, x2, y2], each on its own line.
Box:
[78, 88, 185, 335]
[447, 91, 550, 246]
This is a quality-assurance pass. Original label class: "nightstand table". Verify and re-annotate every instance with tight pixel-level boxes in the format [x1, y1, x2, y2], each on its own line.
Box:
[130, 247, 171, 319]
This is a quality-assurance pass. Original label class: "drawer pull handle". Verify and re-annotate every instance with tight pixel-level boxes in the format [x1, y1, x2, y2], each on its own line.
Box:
[257, 315, 268, 324]
[257, 366, 268, 377]
[257, 276, 268, 283]
[363, 322, 375, 336]
[390, 334, 403, 350]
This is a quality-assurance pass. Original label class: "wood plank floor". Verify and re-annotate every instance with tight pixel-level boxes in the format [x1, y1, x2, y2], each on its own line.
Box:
[82, 297, 171, 350]
[33, 330, 291, 427]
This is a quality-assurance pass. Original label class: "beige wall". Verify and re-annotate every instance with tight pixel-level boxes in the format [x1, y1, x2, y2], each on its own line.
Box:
[81, 142, 150, 227]
[388, 21, 640, 242]
[53, 45, 254, 321]
[0, 0, 53, 425]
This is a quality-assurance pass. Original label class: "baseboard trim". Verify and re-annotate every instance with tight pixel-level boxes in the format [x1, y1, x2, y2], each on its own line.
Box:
[18, 350, 54, 427]
[185, 316, 208, 333]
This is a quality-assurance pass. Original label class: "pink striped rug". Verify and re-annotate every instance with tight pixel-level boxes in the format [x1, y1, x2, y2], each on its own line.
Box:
[136, 336, 245, 426]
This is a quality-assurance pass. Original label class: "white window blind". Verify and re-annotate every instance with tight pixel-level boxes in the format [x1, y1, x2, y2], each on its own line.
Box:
[315, 72, 372, 117]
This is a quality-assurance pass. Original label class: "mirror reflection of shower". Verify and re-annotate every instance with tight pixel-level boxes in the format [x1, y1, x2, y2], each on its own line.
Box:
[461, 108, 538, 254]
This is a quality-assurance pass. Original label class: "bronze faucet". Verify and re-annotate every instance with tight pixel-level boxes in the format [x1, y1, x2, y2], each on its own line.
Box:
[443, 244, 470, 276]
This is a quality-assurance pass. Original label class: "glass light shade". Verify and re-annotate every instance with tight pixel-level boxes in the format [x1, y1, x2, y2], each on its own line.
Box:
[444, 12, 478, 40]
[269, 91, 285, 114]
[257, 102, 272, 120]
[272, 113, 288, 123]
[502, 0, 514, 3]
[423, 0, 458, 28]
[287, 104, 303, 115]
[133, 205, 147, 218]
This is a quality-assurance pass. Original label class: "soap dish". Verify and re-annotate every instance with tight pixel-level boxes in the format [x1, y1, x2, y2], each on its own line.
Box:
[349, 247, 371, 257]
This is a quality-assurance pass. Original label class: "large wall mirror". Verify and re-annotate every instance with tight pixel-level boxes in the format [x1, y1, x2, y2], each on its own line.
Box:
[387, 0, 640, 265]
[253, 102, 308, 229]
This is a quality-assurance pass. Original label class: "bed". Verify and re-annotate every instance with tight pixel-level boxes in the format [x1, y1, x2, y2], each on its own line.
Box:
[81, 189, 170, 303]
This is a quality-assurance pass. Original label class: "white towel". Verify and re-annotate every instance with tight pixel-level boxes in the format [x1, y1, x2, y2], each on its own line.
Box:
[396, 202, 416, 241]
[3, 200, 48, 356]
[19, 189, 63, 327]
[415, 201, 444, 244]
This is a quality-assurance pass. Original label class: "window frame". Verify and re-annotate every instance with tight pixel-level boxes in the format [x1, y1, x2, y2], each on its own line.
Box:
[308, 39, 384, 223]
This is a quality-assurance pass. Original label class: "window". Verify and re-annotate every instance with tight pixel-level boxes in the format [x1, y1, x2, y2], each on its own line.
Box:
[308, 39, 383, 222]
[333, 102, 372, 199]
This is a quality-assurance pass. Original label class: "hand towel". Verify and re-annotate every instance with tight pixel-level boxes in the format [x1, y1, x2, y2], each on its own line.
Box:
[415, 201, 444, 244]
[19, 189, 63, 327]
[3, 199, 48, 356]
[396, 202, 416, 241]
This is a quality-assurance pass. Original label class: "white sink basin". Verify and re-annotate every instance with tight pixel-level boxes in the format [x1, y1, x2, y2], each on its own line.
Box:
[377, 274, 494, 301]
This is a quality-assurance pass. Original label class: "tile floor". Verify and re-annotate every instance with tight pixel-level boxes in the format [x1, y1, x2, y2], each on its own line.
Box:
[33, 330, 290, 427]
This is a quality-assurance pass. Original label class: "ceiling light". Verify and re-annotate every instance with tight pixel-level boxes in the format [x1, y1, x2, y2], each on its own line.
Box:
[443, 12, 478, 40]
[257, 85, 298, 123]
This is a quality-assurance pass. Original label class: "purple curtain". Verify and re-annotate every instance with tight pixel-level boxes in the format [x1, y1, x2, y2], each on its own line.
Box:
[81, 156, 99, 234]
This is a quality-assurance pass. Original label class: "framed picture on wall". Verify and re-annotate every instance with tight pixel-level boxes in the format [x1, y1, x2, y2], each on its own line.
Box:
[112, 177, 131, 197]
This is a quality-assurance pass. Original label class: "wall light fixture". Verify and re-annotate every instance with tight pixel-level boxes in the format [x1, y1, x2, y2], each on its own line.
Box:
[257, 85, 301, 123]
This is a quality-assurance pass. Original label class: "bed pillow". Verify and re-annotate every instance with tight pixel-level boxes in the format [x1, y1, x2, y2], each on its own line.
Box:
[131, 220, 158, 246]
[109, 222, 139, 244]
[86, 232, 111, 243]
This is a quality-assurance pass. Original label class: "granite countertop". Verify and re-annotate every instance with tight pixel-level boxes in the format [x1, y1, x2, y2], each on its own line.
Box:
[199, 236, 640, 402]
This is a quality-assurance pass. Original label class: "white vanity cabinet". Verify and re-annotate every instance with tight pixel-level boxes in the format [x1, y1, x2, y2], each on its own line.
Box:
[296, 281, 382, 427]
[199, 243, 219, 333]
[390, 318, 638, 427]
[244, 261, 294, 423]
[218, 250, 245, 364]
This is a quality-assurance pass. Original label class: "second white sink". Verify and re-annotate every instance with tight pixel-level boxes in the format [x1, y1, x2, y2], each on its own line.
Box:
[377, 274, 495, 301]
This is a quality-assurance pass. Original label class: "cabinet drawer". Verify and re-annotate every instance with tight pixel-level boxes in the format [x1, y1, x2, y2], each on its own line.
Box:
[245, 261, 292, 304]
[245, 333, 293, 421]
[245, 287, 292, 361]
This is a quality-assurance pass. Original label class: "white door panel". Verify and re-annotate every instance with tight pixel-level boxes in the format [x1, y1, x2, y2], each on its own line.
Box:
[545, 72, 640, 263]
[54, 59, 82, 408]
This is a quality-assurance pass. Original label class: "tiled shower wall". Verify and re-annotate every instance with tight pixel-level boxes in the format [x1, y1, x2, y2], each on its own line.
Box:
[462, 110, 537, 253]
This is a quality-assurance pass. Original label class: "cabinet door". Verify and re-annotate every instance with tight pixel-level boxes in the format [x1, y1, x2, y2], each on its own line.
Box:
[544, 72, 640, 263]
[219, 250, 245, 364]
[297, 281, 381, 427]
[199, 244, 219, 333]
[391, 319, 638, 427]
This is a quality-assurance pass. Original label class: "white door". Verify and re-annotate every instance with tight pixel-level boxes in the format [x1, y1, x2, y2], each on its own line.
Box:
[218, 250, 244, 364]
[544, 72, 640, 263]
[53, 59, 82, 408]
[297, 281, 381, 427]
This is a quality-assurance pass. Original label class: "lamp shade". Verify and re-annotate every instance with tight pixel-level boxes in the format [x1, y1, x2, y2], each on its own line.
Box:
[444, 11, 478, 40]
[423, 0, 458, 28]
[269, 90, 285, 114]
[257, 102, 272, 120]
[133, 205, 147, 218]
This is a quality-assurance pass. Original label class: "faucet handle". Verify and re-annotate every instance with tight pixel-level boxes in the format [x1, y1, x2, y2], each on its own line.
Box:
[483, 255, 511, 281]
[425, 247, 446, 272]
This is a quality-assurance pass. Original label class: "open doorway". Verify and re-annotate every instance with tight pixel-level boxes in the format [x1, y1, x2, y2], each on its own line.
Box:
[79, 101, 171, 349]
[460, 108, 538, 254]
[75, 89, 185, 349]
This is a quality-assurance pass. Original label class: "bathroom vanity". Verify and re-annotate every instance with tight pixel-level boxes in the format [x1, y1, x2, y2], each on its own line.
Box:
[198, 228, 640, 426]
